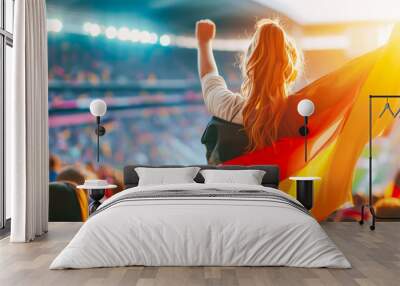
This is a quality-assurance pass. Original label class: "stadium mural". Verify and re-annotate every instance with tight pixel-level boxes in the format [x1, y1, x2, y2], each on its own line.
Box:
[47, 0, 400, 222]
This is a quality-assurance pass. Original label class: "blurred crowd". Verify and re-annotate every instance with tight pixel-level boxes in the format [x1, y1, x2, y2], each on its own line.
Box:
[48, 34, 225, 170]
[49, 106, 209, 169]
[48, 34, 241, 87]
[48, 34, 236, 171]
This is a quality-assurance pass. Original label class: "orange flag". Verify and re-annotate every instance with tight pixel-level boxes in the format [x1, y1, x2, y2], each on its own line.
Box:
[224, 24, 400, 221]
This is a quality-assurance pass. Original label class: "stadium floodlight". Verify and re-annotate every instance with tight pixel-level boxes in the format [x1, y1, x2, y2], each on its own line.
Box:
[174, 36, 197, 49]
[105, 26, 117, 39]
[149, 33, 158, 44]
[139, 31, 151, 43]
[159, 34, 171, 46]
[47, 19, 63, 33]
[89, 24, 101, 37]
[117, 27, 131, 41]
[83, 22, 92, 33]
[130, 29, 140, 42]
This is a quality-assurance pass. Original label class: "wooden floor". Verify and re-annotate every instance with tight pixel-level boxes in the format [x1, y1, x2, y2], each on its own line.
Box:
[0, 222, 399, 286]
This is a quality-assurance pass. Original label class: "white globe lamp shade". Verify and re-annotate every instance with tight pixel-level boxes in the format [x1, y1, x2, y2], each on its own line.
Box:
[90, 99, 107, 117]
[297, 99, 315, 117]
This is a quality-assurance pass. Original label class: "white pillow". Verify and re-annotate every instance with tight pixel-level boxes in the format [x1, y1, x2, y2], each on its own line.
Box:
[200, 169, 265, 185]
[135, 167, 200, 186]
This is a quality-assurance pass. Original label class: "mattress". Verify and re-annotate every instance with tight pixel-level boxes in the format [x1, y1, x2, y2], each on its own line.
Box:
[50, 183, 351, 269]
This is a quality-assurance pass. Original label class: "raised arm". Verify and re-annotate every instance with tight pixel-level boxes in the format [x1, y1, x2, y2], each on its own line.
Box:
[196, 19, 218, 78]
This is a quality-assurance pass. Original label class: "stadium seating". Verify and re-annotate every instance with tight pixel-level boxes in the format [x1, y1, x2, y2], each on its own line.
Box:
[48, 34, 242, 168]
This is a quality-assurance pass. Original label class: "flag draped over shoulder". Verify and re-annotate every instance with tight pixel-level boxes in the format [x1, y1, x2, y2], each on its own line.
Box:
[223, 24, 400, 221]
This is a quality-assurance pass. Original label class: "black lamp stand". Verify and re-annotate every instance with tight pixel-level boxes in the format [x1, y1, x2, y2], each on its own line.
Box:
[89, 116, 106, 214]
[359, 95, 400, 230]
[299, 116, 309, 162]
[95, 116, 106, 162]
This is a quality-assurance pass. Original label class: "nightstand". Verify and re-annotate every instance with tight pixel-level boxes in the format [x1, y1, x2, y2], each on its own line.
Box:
[289, 177, 321, 210]
[78, 180, 117, 214]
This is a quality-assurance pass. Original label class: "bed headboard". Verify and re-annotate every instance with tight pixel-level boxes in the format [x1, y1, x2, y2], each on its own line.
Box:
[123, 165, 280, 189]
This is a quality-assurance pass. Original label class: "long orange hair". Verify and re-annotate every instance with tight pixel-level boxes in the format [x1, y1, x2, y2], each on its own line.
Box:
[241, 19, 301, 151]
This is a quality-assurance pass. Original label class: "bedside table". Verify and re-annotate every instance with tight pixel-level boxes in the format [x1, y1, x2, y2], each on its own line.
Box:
[78, 180, 117, 214]
[289, 177, 321, 210]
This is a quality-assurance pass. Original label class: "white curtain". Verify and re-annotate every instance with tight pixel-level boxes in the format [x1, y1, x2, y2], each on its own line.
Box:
[8, 0, 49, 242]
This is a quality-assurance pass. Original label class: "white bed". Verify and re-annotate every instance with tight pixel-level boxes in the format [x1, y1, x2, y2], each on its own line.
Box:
[50, 183, 351, 269]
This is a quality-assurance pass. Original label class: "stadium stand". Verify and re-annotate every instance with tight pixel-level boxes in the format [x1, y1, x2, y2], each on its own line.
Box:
[49, 34, 242, 168]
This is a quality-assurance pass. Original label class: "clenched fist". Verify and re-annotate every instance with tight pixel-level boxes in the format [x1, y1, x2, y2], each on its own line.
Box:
[196, 19, 216, 45]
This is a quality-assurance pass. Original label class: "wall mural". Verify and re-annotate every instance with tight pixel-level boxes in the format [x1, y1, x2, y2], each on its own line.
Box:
[47, 2, 400, 222]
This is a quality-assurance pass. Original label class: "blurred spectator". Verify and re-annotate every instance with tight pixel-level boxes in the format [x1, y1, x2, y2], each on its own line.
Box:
[375, 197, 400, 218]
[392, 171, 400, 198]
[54, 162, 124, 199]
[85, 162, 95, 172]
[56, 166, 85, 185]
[55, 166, 88, 221]
[49, 154, 62, 182]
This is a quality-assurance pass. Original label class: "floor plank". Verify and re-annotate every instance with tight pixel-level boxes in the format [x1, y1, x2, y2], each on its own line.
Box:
[0, 222, 399, 286]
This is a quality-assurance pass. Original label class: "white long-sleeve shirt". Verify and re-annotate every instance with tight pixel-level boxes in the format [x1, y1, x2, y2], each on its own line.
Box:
[201, 72, 246, 124]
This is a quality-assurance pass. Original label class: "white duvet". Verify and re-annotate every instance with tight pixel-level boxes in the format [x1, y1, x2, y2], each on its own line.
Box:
[50, 183, 351, 269]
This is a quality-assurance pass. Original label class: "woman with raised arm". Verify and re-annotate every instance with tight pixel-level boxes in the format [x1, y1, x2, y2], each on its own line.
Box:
[196, 19, 400, 221]
[196, 19, 300, 151]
